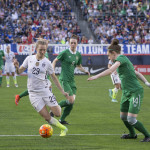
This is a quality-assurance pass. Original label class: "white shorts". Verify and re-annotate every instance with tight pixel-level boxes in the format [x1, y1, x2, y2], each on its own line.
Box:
[111, 72, 121, 85]
[5, 63, 15, 73]
[29, 92, 58, 112]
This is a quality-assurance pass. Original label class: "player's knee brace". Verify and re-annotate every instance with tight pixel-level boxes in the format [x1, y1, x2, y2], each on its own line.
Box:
[120, 114, 127, 121]
[127, 116, 137, 125]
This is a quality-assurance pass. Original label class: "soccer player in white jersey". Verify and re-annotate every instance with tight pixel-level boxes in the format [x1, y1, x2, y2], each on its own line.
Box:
[108, 60, 121, 102]
[4, 45, 18, 87]
[14, 40, 69, 136]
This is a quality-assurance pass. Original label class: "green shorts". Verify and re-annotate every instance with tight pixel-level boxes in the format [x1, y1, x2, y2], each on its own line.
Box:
[120, 89, 143, 114]
[60, 80, 77, 96]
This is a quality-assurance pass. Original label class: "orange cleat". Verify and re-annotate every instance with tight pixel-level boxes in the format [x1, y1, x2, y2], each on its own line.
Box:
[15, 95, 20, 106]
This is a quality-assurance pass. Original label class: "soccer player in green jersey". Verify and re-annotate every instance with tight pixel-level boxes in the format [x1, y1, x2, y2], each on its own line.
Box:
[0, 45, 5, 87]
[52, 34, 90, 124]
[15, 39, 51, 105]
[88, 39, 150, 142]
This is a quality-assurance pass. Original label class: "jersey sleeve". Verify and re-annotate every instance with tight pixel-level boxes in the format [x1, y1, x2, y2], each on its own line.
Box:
[77, 53, 82, 66]
[56, 50, 65, 61]
[2, 51, 4, 57]
[47, 61, 55, 75]
[115, 55, 126, 65]
[21, 56, 29, 68]
[12, 52, 15, 58]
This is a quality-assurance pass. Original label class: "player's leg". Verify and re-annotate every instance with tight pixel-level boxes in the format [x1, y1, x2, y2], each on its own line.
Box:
[109, 73, 121, 102]
[127, 90, 150, 142]
[58, 81, 76, 124]
[5, 64, 10, 87]
[6, 72, 10, 87]
[59, 95, 74, 124]
[120, 100, 136, 139]
[12, 72, 18, 87]
[15, 90, 29, 106]
[0, 68, 3, 87]
[42, 95, 68, 136]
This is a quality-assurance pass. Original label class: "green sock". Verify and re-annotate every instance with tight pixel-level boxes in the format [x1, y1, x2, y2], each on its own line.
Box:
[59, 100, 70, 108]
[19, 90, 29, 98]
[133, 120, 150, 137]
[60, 104, 73, 122]
[123, 121, 136, 137]
[0, 76, 2, 85]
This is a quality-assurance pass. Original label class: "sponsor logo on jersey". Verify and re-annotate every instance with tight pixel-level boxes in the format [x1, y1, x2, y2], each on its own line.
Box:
[76, 56, 78, 60]
[90, 68, 105, 74]
[69, 56, 71, 58]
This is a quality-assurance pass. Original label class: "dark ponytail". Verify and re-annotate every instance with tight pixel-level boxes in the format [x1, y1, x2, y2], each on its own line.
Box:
[108, 39, 121, 54]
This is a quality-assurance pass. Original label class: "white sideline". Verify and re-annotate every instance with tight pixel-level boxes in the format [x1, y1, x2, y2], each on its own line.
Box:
[0, 133, 142, 137]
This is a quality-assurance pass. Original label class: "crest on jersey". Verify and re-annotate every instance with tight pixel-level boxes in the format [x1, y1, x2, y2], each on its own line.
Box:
[42, 62, 46, 67]
[76, 56, 78, 60]
[35, 62, 39, 66]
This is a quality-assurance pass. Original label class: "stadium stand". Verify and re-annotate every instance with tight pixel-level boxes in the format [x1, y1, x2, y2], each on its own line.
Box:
[79, 0, 150, 44]
[0, 0, 149, 44]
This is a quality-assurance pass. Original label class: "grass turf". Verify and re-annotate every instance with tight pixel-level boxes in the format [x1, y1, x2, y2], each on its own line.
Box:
[0, 75, 150, 150]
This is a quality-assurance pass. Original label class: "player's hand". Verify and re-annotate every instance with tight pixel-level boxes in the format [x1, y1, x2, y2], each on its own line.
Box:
[87, 76, 97, 81]
[145, 82, 150, 87]
[85, 71, 90, 77]
[62, 91, 69, 99]
[14, 59, 19, 68]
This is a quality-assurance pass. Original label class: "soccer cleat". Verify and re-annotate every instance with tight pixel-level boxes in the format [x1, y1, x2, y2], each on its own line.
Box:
[7, 84, 10, 87]
[59, 120, 70, 125]
[15, 84, 18, 87]
[111, 99, 118, 102]
[15, 95, 20, 106]
[141, 137, 150, 142]
[109, 89, 112, 98]
[121, 134, 137, 139]
[60, 127, 68, 136]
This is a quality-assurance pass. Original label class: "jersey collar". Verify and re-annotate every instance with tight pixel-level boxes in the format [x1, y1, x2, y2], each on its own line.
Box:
[69, 48, 77, 54]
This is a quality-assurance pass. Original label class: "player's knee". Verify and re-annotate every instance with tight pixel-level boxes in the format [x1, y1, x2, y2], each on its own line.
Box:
[68, 98, 74, 104]
[120, 114, 127, 121]
[127, 116, 137, 125]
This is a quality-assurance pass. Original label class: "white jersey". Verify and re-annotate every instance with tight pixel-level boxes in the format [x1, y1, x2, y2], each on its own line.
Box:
[22, 55, 54, 96]
[108, 60, 114, 65]
[108, 60, 121, 84]
[5, 51, 15, 64]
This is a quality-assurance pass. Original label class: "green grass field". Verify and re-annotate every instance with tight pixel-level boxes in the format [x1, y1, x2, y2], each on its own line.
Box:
[0, 75, 150, 150]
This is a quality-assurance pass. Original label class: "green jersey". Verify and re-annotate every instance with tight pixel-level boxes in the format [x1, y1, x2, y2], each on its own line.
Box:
[0, 49, 4, 66]
[115, 55, 143, 95]
[57, 49, 82, 82]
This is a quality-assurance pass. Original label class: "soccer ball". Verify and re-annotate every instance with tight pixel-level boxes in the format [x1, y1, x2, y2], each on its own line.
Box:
[39, 124, 53, 138]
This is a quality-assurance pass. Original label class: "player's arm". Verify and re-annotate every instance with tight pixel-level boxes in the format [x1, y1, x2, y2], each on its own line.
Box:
[135, 70, 150, 87]
[88, 61, 120, 81]
[108, 63, 112, 69]
[50, 73, 69, 98]
[52, 58, 59, 69]
[77, 64, 90, 76]
[14, 59, 26, 74]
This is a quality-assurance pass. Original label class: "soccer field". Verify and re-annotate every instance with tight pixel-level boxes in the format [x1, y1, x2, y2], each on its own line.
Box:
[0, 75, 150, 150]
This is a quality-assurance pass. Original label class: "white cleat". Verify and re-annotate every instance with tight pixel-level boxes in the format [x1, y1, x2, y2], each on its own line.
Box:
[112, 99, 118, 102]
[15, 84, 18, 87]
[7, 84, 10, 87]
[60, 128, 68, 136]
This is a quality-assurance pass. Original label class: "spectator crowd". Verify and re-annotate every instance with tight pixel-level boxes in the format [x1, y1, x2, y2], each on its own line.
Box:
[79, 0, 150, 44]
[0, 0, 149, 44]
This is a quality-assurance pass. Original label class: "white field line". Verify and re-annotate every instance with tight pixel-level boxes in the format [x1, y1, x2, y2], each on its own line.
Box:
[0, 133, 142, 137]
